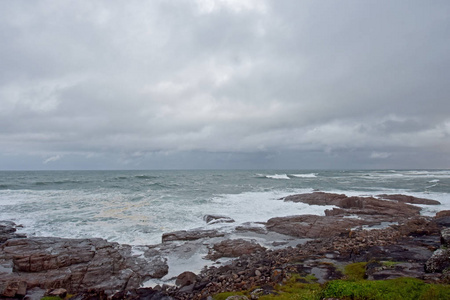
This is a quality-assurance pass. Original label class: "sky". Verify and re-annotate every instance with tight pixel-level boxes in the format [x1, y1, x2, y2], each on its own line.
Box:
[1, 0, 450, 170]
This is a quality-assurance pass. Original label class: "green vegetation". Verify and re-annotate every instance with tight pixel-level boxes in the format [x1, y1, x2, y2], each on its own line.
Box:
[212, 263, 450, 300]
[343, 262, 367, 280]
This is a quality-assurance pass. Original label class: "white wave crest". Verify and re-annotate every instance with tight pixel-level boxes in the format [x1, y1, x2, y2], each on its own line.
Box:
[290, 173, 317, 178]
[266, 174, 290, 180]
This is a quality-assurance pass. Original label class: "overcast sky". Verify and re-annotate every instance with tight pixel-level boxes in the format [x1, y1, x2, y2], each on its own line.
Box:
[1, 0, 449, 170]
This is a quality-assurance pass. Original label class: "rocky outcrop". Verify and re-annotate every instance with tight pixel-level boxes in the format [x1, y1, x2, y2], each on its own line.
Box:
[283, 192, 422, 218]
[0, 221, 25, 245]
[0, 237, 168, 296]
[203, 215, 235, 225]
[377, 194, 440, 205]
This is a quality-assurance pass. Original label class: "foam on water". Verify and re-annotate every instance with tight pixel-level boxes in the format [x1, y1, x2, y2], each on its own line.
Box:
[290, 173, 317, 178]
[265, 174, 290, 180]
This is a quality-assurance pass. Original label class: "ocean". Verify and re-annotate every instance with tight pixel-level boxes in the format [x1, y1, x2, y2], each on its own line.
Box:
[1, 169, 449, 246]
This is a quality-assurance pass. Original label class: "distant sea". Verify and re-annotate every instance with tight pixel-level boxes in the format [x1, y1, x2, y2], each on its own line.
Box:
[1, 170, 449, 245]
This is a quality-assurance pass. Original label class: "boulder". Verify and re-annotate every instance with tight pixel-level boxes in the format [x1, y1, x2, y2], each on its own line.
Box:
[203, 215, 235, 225]
[206, 239, 266, 260]
[162, 229, 225, 242]
[425, 248, 450, 273]
[175, 271, 197, 287]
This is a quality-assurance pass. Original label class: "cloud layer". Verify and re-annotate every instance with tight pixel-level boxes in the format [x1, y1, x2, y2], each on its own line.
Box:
[1, 0, 449, 169]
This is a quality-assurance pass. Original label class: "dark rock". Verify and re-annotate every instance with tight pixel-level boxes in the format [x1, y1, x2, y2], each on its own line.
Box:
[435, 216, 450, 227]
[377, 194, 440, 205]
[162, 229, 225, 243]
[206, 239, 266, 260]
[203, 215, 235, 225]
[0, 221, 26, 244]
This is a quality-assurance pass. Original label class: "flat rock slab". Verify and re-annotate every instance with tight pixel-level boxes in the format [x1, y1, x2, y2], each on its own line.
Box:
[0, 237, 168, 295]
[266, 215, 367, 238]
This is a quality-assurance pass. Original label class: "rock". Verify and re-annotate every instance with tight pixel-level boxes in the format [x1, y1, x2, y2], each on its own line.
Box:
[441, 228, 450, 247]
[176, 271, 197, 287]
[283, 192, 422, 218]
[162, 229, 225, 243]
[46, 288, 67, 298]
[203, 215, 235, 225]
[206, 239, 266, 260]
[0, 237, 168, 295]
[225, 296, 249, 300]
[426, 248, 450, 273]
[111, 287, 175, 300]
[266, 215, 366, 238]
[0, 221, 26, 244]
[436, 210, 450, 218]
[435, 216, 450, 227]
[0, 280, 27, 298]
[377, 194, 440, 205]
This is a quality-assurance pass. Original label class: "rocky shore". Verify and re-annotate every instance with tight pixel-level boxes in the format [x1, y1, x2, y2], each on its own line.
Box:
[1, 192, 450, 299]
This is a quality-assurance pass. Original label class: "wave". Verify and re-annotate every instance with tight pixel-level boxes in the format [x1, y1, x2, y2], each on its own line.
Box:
[290, 173, 317, 178]
[265, 174, 290, 180]
[134, 175, 160, 180]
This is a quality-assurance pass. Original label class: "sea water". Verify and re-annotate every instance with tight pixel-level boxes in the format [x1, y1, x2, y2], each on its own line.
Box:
[0, 169, 449, 246]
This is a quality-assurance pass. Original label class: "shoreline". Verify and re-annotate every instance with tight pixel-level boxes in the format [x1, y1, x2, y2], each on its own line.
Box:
[1, 192, 450, 299]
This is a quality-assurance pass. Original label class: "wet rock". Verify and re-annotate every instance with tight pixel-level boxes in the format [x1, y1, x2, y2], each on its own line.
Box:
[377, 194, 440, 205]
[0, 221, 26, 244]
[162, 229, 225, 243]
[206, 239, 266, 260]
[203, 215, 235, 225]
[23, 287, 45, 300]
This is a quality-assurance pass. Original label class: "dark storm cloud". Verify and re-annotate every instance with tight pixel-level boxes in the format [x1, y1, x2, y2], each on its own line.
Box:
[0, 0, 449, 169]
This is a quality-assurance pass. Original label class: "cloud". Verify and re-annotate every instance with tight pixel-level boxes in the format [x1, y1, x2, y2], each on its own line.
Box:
[370, 152, 391, 159]
[43, 155, 62, 164]
[1, 0, 450, 169]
